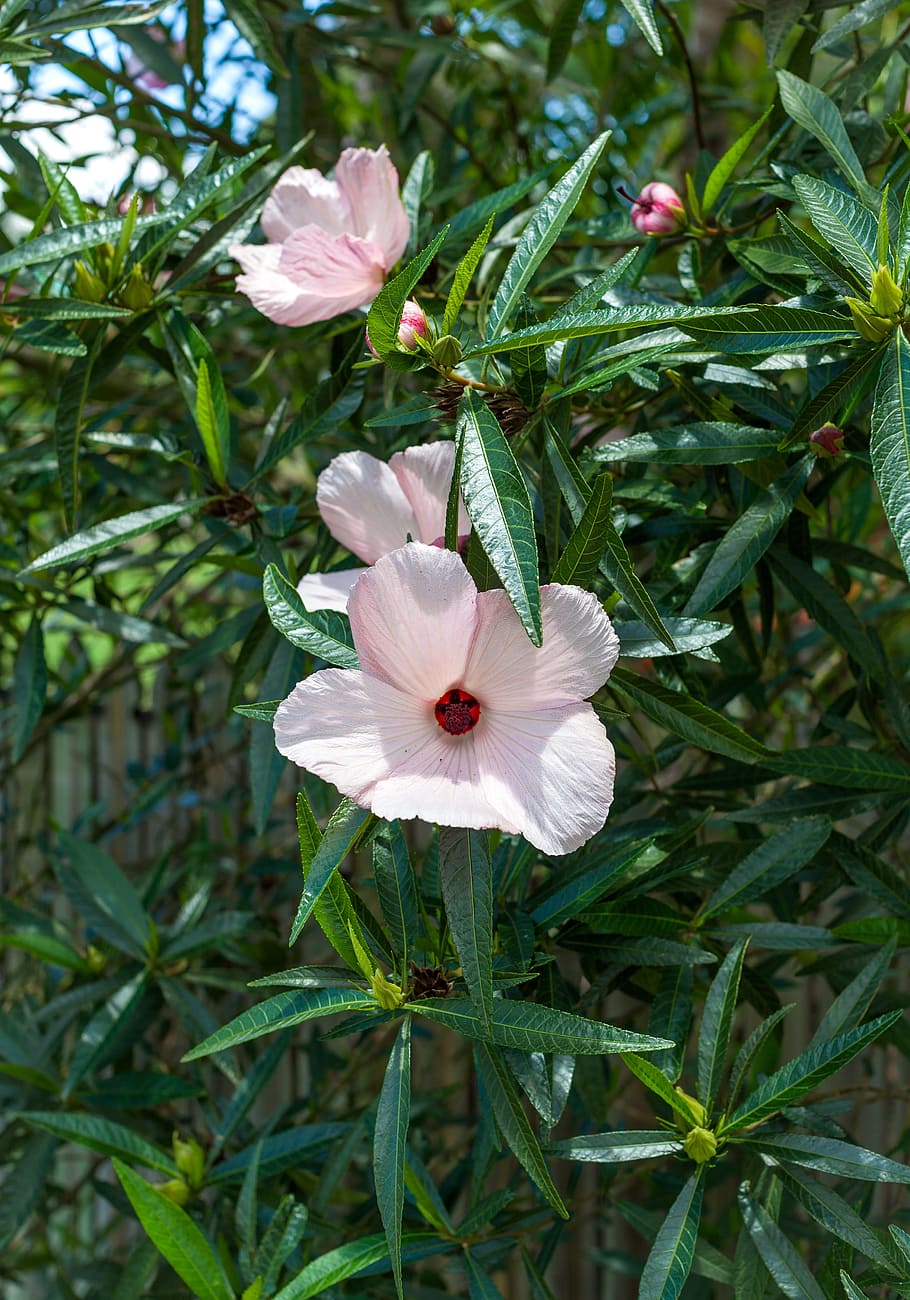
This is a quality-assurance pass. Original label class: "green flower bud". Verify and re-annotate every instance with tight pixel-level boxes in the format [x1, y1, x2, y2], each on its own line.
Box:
[432, 333, 463, 367]
[94, 241, 116, 281]
[370, 968, 404, 1011]
[845, 297, 896, 342]
[74, 260, 107, 303]
[683, 1126, 717, 1164]
[674, 1087, 707, 1130]
[120, 263, 154, 311]
[85, 944, 106, 973]
[158, 1178, 191, 1205]
[870, 264, 903, 318]
[172, 1133, 205, 1187]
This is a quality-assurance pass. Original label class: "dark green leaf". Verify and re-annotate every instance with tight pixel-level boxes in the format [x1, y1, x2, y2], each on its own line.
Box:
[367, 227, 448, 359]
[373, 1016, 411, 1299]
[439, 828, 494, 1032]
[443, 215, 494, 337]
[372, 823, 419, 965]
[11, 615, 46, 762]
[549, 1130, 682, 1163]
[22, 499, 208, 573]
[700, 818, 830, 921]
[696, 939, 748, 1112]
[262, 564, 359, 668]
[21, 1112, 177, 1175]
[738, 1184, 827, 1300]
[592, 422, 783, 465]
[288, 799, 375, 944]
[551, 470, 613, 587]
[870, 329, 910, 580]
[411, 996, 671, 1054]
[639, 1169, 705, 1300]
[777, 72, 872, 200]
[546, 0, 584, 81]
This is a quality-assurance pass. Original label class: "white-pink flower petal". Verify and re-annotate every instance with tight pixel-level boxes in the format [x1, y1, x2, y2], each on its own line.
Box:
[297, 567, 368, 613]
[474, 705, 616, 855]
[389, 442, 468, 545]
[335, 145, 410, 270]
[347, 543, 477, 699]
[466, 584, 620, 711]
[316, 451, 418, 565]
[261, 166, 353, 243]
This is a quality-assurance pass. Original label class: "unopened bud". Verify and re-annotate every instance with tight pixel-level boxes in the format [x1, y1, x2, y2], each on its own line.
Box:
[366, 299, 429, 357]
[370, 968, 404, 1011]
[683, 1126, 717, 1164]
[172, 1133, 205, 1187]
[158, 1178, 191, 1205]
[85, 944, 106, 973]
[432, 333, 463, 367]
[870, 265, 903, 318]
[846, 296, 896, 342]
[808, 423, 844, 458]
[74, 260, 107, 303]
[94, 242, 116, 281]
[626, 182, 687, 236]
[674, 1087, 707, 1130]
[119, 263, 155, 310]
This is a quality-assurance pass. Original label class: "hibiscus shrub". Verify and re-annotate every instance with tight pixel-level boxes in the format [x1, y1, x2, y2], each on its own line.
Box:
[4, 1, 910, 1297]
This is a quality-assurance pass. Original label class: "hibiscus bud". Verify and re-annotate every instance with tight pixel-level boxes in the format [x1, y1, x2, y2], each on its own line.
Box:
[808, 423, 844, 458]
[370, 968, 404, 1010]
[158, 1179, 191, 1205]
[172, 1133, 205, 1187]
[870, 264, 903, 319]
[845, 296, 895, 342]
[366, 299, 428, 356]
[74, 260, 108, 303]
[683, 1126, 718, 1164]
[627, 182, 687, 236]
[85, 943, 106, 973]
[674, 1087, 707, 1130]
[432, 333, 463, 367]
[119, 263, 155, 310]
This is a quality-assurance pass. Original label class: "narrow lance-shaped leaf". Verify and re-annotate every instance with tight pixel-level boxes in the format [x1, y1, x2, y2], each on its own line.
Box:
[196, 357, 228, 486]
[696, 939, 748, 1114]
[22, 499, 209, 573]
[367, 227, 448, 358]
[372, 823, 419, 967]
[699, 818, 831, 922]
[702, 107, 773, 214]
[777, 70, 873, 202]
[486, 130, 611, 339]
[551, 470, 613, 587]
[21, 1112, 177, 1175]
[12, 615, 46, 763]
[443, 214, 494, 337]
[412, 996, 672, 1055]
[373, 1016, 411, 1300]
[639, 1168, 705, 1300]
[549, 1130, 682, 1163]
[767, 550, 884, 683]
[736, 1133, 910, 1184]
[870, 328, 910, 581]
[808, 939, 895, 1049]
[289, 798, 375, 944]
[546, 0, 584, 82]
[181, 987, 376, 1061]
[619, 1054, 705, 1128]
[738, 1184, 826, 1300]
[296, 791, 371, 975]
[790, 175, 877, 280]
[773, 1164, 897, 1269]
[457, 388, 541, 643]
[439, 828, 494, 1032]
[262, 564, 359, 668]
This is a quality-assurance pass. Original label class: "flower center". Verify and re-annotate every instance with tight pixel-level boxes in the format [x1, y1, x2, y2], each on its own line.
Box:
[434, 687, 481, 735]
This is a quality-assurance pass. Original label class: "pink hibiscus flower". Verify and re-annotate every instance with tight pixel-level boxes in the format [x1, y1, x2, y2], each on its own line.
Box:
[230, 146, 410, 327]
[297, 442, 470, 612]
[275, 543, 619, 856]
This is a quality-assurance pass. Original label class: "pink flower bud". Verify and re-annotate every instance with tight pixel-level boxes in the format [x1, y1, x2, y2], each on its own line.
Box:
[808, 424, 844, 458]
[628, 182, 686, 236]
[366, 299, 428, 356]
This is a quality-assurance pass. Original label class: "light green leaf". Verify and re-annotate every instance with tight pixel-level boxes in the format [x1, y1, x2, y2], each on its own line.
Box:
[702, 107, 773, 214]
[412, 996, 671, 1054]
[683, 458, 811, 616]
[486, 131, 611, 339]
[195, 358, 228, 487]
[367, 227, 448, 358]
[181, 987, 377, 1061]
[262, 564, 359, 668]
[439, 828, 494, 1032]
[777, 71, 872, 200]
[288, 799, 375, 944]
[457, 388, 541, 643]
[620, 0, 662, 54]
[870, 329, 910, 580]
[22, 499, 208, 573]
[639, 1169, 705, 1300]
[21, 1112, 177, 1175]
[620, 1054, 705, 1128]
[373, 1017, 411, 1299]
[443, 215, 494, 337]
[272, 1231, 445, 1299]
[721, 1012, 901, 1135]
[696, 939, 748, 1113]
[114, 1160, 234, 1300]
[700, 818, 830, 922]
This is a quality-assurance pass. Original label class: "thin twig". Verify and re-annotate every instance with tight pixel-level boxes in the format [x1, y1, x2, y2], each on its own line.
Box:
[656, 0, 704, 151]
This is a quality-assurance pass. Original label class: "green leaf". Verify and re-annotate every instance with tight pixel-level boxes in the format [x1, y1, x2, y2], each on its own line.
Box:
[696, 939, 747, 1113]
[486, 131, 611, 339]
[619, 1054, 705, 1128]
[296, 792, 373, 975]
[114, 1160, 233, 1300]
[251, 638, 301, 835]
[834, 833, 910, 920]
[767, 550, 884, 682]
[222, 0, 287, 73]
[614, 617, 731, 659]
[57, 831, 152, 957]
[22, 499, 208, 573]
[683, 458, 812, 616]
[0, 932, 90, 973]
[53, 327, 104, 528]
[738, 1133, 910, 1184]
[649, 964, 694, 1082]
[288, 799, 375, 944]
[783, 342, 886, 450]
[870, 329, 910, 580]
[0, 298, 131, 320]
[372, 824, 419, 966]
[62, 971, 149, 1099]
[609, 666, 771, 764]
[0, 1132, 56, 1251]
[678, 305, 855, 353]
[464, 303, 724, 358]
[767, 745, 910, 791]
[11, 615, 46, 763]
[790, 175, 878, 280]
[21, 1112, 177, 1175]
[271, 1231, 445, 1299]
[551, 470, 613, 587]
[367, 227, 448, 359]
[728, 1005, 794, 1103]
[457, 388, 541, 643]
[549, 1130, 682, 1163]
[234, 700, 280, 722]
[702, 107, 773, 214]
[16, 318, 86, 355]
[839, 1273, 869, 1300]
[439, 828, 494, 1032]
[764, 0, 808, 65]
[777, 71, 872, 201]
[373, 1016, 411, 1300]
[592, 422, 783, 465]
[465, 1248, 506, 1299]
[546, 0, 584, 81]
[411, 996, 671, 1054]
[443, 215, 494, 337]
[619, 0, 662, 54]
[721, 1011, 901, 1135]
[639, 1168, 705, 1300]
[474, 1042, 568, 1217]
[181, 987, 377, 1061]
[700, 819, 830, 922]
[195, 358, 228, 487]
[739, 1185, 827, 1300]
[773, 1164, 897, 1268]
[0, 215, 164, 277]
[809, 940, 895, 1050]
[262, 564, 359, 668]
